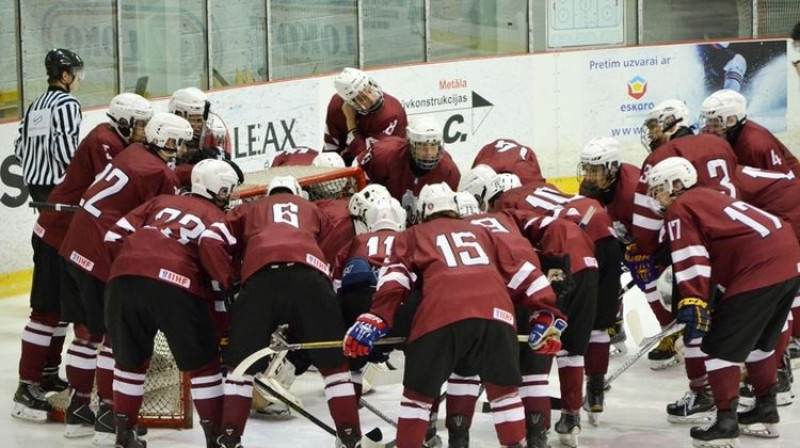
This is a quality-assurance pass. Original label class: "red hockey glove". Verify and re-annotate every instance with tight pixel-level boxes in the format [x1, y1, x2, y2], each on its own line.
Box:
[343, 313, 389, 358]
[529, 310, 568, 354]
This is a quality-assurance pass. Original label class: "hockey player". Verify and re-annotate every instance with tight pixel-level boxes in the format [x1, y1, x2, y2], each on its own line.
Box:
[344, 182, 565, 448]
[647, 157, 800, 446]
[324, 67, 408, 165]
[355, 115, 460, 223]
[12, 93, 153, 422]
[268, 146, 320, 168]
[471, 138, 545, 184]
[57, 113, 187, 443]
[221, 175, 363, 448]
[699, 89, 800, 178]
[640, 99, 695, 152]
[104, 159, 239, 448]
[458, 164, 498, 212]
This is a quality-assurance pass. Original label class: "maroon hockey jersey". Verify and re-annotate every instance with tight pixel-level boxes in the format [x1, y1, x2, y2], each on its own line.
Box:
[270, 146, 319, 167]
[332, 229, 399, 289]
[316, 198, 356, 265]
[106, 194, 237, 301]
[666, 187, 800, 301]
[324, 93, 407, 164]
[734, 166, 800, 240]
[34, 124, 127, 250]
[522, 215, 598, 274]
[472, 138, 545, 184]
[226, 193, 331, 282]
[371, 217, 560, 342]
[492, 183, 615, 243]
[59, 144, 180, 281]
[356, 136, 461, 201]
[579, 163, 640, 245]
[633, 134, 739, 254]
[732, 120, 800, 178]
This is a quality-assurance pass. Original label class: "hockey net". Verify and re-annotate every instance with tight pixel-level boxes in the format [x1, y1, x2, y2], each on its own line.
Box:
[46, 165, 366, 429]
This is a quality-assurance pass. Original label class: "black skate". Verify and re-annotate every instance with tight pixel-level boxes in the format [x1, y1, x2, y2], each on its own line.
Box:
[41, 368, 69, 393]
[667, 388, 716, 424]
[648, 331, 681, 370]
[335, 424, 363, 448]
[217, 425, 244, 448]
[740, 364, 794, 411]
[201, 419, 220, 448]
[64, 395, 95, 438]
[690, 408, 740, 448]
[582, 374, 604, 426]
[94, 402, 117, 445]
[526, 412, 550, 448]
[11, 382, 52, 422]
[446, 414, 469, 448]
[115, 413, 147, 448]
[554, 412, 580, 448]
[738, 390, 779, 438]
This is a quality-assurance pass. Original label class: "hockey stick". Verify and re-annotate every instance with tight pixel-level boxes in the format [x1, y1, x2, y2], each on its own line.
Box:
[603, 320, 684, 389]
[28, 201, 80, 212]
[252, 375, 386, 445]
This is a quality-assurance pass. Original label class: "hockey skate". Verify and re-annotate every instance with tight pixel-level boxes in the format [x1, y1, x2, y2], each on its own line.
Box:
[667, 388, 716, 424]
[201, 419, 221, 448]
[525, 412, 550, 448]
[115, 414, 147, 448]
[335, 424, 363, 448]
[738, 390, 780, 438]
[582, 375, 604, 426]
[648, 331, 681, 370]
[217, 425, 244, 448]
[11, 382, 52, 422]
[94, 402, 117, 445]
[689, 408, 740, 448]
[41, 368, 69, 393]
[445, 414, 469, 448]
[739, 364, 794, 411]
[64, 394, 95, 438]
[789, 337, 800, 368]
[554, 412, 580, 448]
[608, 318, 627, 356]
[423, 412, 443, 448]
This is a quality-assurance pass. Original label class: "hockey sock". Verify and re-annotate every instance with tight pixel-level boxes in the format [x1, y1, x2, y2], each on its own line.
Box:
[397, 388, 434, 448]
[445, 373, 480, 429]
[66, 327, 100, 403]
[684, 337, 709, 393]
[556, 352, 584, 412]
[775, 318, 791, 369]
[705, 358, 739, 411]
[585, 330, 611, 376]
[320, 366, 361, 436]
[485, 383, 526, 446]
[351, 369, 364, 401]
[520, 373, 552, 429]
[645, 285, 673, 327]
[792, 295, 800, 338]
[745, 350, 777, 399]
[45, 321, 69, 374]
[96, 343, 115, 405]
[19, 311, 60, 383]
[189, 360, 225, 426]
[221, 374, 254, 434]
[113, 364, 147, 425]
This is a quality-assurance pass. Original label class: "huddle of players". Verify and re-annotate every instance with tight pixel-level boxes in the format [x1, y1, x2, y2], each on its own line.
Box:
[10, 61, 800, 448]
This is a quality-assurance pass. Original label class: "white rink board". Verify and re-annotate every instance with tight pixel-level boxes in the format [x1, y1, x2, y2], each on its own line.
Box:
[1, 38, 799, 275]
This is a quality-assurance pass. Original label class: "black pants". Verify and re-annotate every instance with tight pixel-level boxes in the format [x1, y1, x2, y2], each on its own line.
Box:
[28, 185, 54, 203]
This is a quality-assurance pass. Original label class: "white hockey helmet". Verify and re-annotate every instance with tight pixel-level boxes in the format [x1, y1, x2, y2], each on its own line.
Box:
[459, 164, 498, 211]
[417, 182, 458, 221]
[207, 114, 227, 146]
[310, 152, 349, 199]
[455, 191, 481, 218]
[349, 184, 392, 232]
[334, 67, 383, 114]
[107, 93, 153, 143]
[168, 87, 210, 117]
[267, 175, 302, 196]
[145, 112, 194, 150]
[642, 99, 691, 150]
[699, 89, 747, 137]
[647, 157, 697, 197]
[580, 137, 622, 185]
[312, 152, 346, 169]
[485, 173, 522, 206]
[191, 159, 239, 205]
[365, 197, 406, 232]
[407, 115, 444, 170]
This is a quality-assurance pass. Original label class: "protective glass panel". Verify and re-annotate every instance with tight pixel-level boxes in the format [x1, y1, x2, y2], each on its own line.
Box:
[210, 0, 267, 88]
[20, 0, 116, 108]
[363, 0, 425, 67]
[0, 0, 19, 119]
[756, 0, 800, 37]
[120, 1, 207, 97]
[641, 0, 753, 44]
[546, 0, 624, 48]
[429, 0, 528, 60]
[271, 0, 358, 79]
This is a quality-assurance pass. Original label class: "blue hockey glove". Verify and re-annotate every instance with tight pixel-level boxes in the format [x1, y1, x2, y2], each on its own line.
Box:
[343, 313, 389, 358]
[676, 298, 711, 343]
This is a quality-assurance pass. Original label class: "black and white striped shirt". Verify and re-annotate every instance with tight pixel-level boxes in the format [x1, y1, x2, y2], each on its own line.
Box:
[14, 86, 82, 186]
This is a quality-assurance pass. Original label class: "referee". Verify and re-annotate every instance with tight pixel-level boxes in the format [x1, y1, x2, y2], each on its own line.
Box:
[14, 48, 84, 203]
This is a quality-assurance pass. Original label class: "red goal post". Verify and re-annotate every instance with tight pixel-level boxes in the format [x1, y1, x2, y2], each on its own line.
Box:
[238, 165, 368, 200]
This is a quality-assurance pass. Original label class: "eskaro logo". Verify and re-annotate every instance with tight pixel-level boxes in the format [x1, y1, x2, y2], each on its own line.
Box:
[627, 75, 648, 100]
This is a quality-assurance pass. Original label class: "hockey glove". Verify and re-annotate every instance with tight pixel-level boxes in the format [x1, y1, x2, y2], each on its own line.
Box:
[528, 310, 568, 354]
[623, 243, 660, 291]
[341, 256, 378, 291]
[343, 313, 389, 358]
[676, 298, 711, 343]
